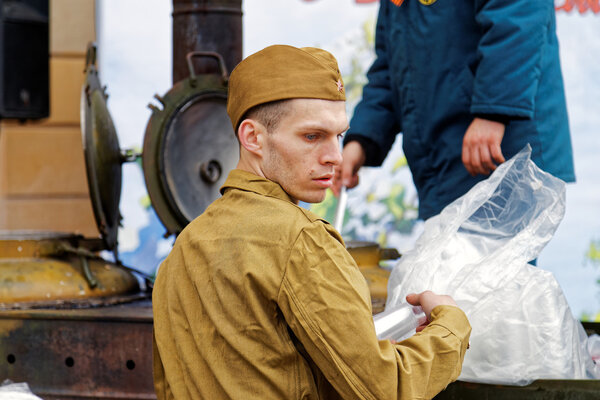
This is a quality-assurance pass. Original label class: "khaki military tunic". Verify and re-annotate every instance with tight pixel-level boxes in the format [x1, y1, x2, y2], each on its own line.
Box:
[153, 169, 471, 399]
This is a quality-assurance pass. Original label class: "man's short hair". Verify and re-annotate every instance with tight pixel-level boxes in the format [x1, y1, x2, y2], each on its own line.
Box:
[241, 99, 291, 134]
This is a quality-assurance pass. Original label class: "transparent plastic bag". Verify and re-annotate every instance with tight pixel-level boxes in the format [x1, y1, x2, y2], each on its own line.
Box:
[0, 380, 43, 400]
[588, 334, 600, 362]
[386, 145, 599, 385]
[373, 303, 427, 342]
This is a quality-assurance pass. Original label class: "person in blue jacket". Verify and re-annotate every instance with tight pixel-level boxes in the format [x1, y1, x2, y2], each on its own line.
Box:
[334, 0, 575, 220]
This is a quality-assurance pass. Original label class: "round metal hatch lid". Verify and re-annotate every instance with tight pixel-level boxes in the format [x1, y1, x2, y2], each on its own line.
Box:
[143, 55, 238, 236]
[80, 43, 122, 251]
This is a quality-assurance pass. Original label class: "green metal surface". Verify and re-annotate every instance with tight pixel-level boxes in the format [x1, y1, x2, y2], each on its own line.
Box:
[142, 54, 235, 236]
[80, 43, 123, 252]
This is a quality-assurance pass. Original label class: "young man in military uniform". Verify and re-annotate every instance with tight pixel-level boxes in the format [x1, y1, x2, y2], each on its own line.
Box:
[152, 45, 471, 399]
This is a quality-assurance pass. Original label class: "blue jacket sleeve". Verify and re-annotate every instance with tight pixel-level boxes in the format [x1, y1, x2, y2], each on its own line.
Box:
[471, 0, 554, 119]
[346, 0, 400, 166]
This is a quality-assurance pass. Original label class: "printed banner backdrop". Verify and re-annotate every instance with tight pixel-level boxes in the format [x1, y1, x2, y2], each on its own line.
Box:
[98, 0, 600, 319]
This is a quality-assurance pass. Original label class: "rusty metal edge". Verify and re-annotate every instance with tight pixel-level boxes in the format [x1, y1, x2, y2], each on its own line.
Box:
[0, 294, 152, 322]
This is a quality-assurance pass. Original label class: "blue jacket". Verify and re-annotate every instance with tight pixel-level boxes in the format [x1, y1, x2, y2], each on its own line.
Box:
[347, 0, 575, 220]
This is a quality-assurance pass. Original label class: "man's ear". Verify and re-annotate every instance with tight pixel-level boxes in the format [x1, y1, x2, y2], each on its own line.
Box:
[238, 119, 264, 157]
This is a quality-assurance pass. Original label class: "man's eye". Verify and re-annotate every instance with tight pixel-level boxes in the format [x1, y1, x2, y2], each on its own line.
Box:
[305, 134, 318, 141]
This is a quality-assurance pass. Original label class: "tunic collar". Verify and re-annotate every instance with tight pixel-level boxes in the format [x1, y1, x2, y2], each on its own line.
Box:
[220, 169, 296, 204]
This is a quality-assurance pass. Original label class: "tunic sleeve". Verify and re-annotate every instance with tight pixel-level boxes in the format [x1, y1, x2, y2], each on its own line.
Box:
[277, 222, 471, 399]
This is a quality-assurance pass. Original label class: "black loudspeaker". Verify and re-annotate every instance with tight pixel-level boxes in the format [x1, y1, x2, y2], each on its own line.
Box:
[0, 0, 49, 119]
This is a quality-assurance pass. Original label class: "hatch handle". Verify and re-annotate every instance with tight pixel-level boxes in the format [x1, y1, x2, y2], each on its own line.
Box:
[120, 148, 142, 163]
[186, 51, 229, 82]
[85, 42, 97, 69]
[79, 255, 99, 289]
[200, 159, 222, 184]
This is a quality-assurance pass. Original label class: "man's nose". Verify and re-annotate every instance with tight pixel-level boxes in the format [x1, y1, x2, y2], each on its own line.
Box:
[322, 138, 343, 166]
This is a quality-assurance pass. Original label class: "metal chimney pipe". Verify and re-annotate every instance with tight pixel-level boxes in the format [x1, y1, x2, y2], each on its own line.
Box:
[172, 0, 243, 84]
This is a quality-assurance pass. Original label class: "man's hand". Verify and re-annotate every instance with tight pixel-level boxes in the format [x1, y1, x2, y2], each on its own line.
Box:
[406, 291, 457, 332]
[462, 117, 506, 176]
[332, 141, 366, 196]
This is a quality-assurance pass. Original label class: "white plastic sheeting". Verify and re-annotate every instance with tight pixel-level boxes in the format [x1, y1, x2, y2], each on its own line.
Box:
[374, 304, 426, 342]
[386, 145, 600, 385]
[0, 381, 43, 400]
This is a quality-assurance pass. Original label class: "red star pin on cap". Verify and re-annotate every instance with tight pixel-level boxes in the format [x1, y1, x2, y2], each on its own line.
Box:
[336, 79, 344, 93]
